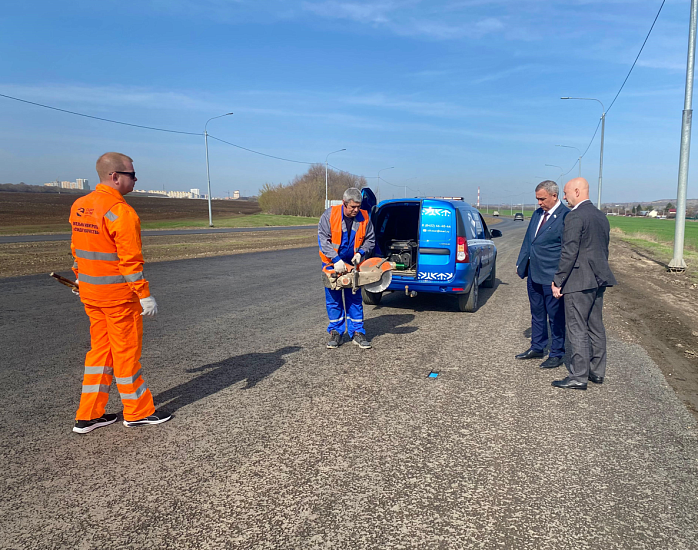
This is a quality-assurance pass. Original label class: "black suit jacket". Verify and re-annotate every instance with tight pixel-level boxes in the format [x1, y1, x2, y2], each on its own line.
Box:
[553, 201, 617, 292]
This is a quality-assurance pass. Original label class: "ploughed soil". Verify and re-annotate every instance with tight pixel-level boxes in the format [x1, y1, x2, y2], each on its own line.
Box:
[0, 191, 261, 231]
[0, 229, 317, 278]
[604, 238, 698, 418]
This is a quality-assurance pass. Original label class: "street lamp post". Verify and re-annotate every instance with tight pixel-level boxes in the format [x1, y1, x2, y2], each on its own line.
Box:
[670, 0, 698, 271]
[377, 167, 394, 203]
[561, 97, 606, 209]
[545, 164, 565, 183]
[204, 112, 234, 227]
[325, 148, 346, 210]
[556, 144, 582, 177]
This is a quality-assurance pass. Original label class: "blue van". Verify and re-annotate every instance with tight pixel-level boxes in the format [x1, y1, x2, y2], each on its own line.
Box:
[360, 190, 501, 312]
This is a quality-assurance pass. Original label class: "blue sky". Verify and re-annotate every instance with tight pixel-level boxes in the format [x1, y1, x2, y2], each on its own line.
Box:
[0, 0, 694, 204]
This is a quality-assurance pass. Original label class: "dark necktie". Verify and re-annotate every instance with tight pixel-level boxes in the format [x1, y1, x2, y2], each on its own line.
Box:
[536, 211, 549, 236]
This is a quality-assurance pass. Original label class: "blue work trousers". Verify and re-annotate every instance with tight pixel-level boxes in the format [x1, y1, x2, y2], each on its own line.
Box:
[527, 276, 566, 357]
[325, 287, 365, 337]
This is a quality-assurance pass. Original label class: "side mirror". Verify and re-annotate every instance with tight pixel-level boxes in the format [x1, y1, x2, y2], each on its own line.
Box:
[490, 229, 502, 238]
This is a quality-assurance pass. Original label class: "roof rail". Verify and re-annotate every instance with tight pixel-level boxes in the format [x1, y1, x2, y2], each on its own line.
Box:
[425, 196, 464, 201]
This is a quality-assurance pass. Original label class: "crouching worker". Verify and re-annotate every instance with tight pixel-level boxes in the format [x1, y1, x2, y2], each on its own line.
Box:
[70, 152, 171, 434]
[319, 187, 375, 349]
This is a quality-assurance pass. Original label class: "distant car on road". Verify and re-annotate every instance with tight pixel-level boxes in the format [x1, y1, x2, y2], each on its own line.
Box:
[514, 212, 524, 221]
[492, 211, 499, 216]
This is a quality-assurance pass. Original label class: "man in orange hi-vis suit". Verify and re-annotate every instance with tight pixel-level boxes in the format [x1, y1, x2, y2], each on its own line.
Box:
[70, 152, 171, 434]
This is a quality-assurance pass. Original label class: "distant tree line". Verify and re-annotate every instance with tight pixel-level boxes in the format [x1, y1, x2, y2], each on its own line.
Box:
[0, 183, 86, 194]
[258, 164, 367, 217]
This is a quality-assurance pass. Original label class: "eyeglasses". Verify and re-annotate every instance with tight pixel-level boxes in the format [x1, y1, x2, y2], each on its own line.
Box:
[110, 171, 136, 179]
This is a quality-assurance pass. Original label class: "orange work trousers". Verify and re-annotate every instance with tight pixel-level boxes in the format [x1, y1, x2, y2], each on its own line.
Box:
[76, 301, 156, 422]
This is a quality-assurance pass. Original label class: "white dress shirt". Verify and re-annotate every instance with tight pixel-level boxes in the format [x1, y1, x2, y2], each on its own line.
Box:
[572, 199, 590, 211]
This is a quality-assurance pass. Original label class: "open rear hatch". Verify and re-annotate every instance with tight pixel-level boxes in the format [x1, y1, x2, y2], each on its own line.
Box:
[373, 201, 421, 278]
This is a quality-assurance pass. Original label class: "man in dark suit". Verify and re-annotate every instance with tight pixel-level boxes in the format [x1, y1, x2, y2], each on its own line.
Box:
[551, 177, 617, 390]
[515, 180, 570, 368]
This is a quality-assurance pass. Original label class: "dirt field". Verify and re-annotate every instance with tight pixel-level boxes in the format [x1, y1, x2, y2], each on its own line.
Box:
[0, 229, 317, 278]
[604, 239, 698, 418]
[0, 191, 262, 234]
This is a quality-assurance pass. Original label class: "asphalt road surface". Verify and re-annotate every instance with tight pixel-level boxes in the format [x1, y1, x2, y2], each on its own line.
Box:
[1, 220, 697, 549]
[0, 225, 317, 244]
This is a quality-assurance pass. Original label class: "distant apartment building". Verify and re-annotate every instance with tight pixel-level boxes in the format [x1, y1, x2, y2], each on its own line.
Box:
[167, 190, 192, 199]
[131, 189, 167, 196]
[44, 179, 90, 190]
[233, 190, 240, 199]
[190, 188, 201, 199]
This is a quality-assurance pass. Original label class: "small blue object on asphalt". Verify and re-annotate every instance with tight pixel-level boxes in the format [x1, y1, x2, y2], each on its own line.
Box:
[428, 371, 438, 378]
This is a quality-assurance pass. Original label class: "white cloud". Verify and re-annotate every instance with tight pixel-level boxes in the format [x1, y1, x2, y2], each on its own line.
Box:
[0, 83, 218, 112]
[301, 1, 399, 23]
[471, 64, 540, 85]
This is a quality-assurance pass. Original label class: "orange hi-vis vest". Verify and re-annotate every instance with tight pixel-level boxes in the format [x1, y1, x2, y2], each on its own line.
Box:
[70, 184, 150, 306]
[318, 205, 369, 267]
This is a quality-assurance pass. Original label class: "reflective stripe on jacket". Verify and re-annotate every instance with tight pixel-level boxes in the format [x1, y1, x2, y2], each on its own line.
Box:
[70, 184, 150, 306]
[318, 204, 369, 266]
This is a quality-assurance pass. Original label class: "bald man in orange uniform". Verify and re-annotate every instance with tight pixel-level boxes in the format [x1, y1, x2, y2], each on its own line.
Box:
[70, 152, 170, 433]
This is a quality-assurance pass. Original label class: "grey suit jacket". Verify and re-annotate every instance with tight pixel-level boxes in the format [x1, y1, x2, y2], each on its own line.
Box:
[553, 201, 617, 293]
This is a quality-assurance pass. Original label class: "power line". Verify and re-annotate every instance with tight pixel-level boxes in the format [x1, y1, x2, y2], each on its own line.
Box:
[207, 134, 315, 165]
[563, 0, 666, 173]
[327, 163, 378, 179]
[607, 0, 667, 114]
[0, 91, 390, 175]
[0, 92, 203, 136]
[381, 177, 419, 192]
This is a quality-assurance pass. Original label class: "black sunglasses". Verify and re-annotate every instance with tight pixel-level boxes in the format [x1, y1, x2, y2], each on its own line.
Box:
[110, 171, 136, 179]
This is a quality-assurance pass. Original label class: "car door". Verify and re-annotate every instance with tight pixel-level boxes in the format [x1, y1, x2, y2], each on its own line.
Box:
[478, 212, 496, 278]
[361, 187, 377, 213]
[417, 200, 456, 284]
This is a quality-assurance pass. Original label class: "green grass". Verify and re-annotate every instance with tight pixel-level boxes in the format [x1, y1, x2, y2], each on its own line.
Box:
[0, 214, 320, 235]
[607, 216, 698, 251]
[140, 213, 319, 230]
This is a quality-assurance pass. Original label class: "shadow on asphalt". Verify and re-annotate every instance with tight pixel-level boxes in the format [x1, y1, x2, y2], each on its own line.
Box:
[153, 346, 301, 412]
[363, 313, 418, 338]
[372, 278, 506, 312]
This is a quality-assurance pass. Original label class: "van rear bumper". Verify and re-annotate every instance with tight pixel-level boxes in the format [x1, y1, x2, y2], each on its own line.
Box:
[387, 268, 475, 294]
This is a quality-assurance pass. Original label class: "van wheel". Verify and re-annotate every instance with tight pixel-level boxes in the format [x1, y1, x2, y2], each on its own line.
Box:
[481, 259, 496, 288]
[458, 280, 479, 312]
[362, 288, 383, 305]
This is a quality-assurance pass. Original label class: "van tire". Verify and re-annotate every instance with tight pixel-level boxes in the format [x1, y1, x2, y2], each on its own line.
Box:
[458, 280, 479, 312]
[481, 259, 496, 288]
[362, 288, 383, 305]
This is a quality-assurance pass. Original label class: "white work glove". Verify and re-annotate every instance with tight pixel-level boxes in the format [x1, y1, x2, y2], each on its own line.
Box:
[352, 252, 362, 266]
[333, 260, 347, 273]
[140, 295, 158, 316]
[72, 278, 80, 296]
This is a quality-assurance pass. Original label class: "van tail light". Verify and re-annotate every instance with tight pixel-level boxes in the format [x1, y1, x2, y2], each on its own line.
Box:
[456, 236, 469, 263]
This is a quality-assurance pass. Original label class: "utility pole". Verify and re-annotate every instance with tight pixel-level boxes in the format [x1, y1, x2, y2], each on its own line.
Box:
[561, 97, 606, 208]
[325, 148, 346, 210]
[204, 112, 233, 227]
[670, 0, 698, 272]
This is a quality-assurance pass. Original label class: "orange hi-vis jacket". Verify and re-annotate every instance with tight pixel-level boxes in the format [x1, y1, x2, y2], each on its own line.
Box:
[70, 184, 151, 307]
[318, 204, 369, 269]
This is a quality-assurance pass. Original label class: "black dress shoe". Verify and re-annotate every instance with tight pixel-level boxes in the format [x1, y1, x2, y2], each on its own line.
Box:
[588, 372, 604, 384]
[540, 356, 564, 369]
[551, 377, 587, 390]
[515, 348, 545, 360]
